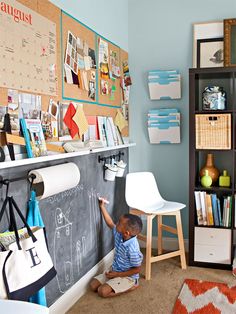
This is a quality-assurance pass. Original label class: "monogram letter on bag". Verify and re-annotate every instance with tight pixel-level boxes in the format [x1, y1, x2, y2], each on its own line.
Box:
[26, 247, 41, 267]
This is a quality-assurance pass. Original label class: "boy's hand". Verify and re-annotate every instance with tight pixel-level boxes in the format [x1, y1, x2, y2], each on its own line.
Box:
[98, 197, 109, 207]
[98, 197, 115, 229]
[105, 271, 118, 279]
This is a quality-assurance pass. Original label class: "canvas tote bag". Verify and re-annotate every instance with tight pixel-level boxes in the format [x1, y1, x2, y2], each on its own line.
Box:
[0, 196, 56, 301]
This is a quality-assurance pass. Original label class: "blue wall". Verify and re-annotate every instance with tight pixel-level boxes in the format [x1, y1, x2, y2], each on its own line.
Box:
[128, 0, 236, 239]
[50, 0, 128, 50]
[50, 0, 236, 239]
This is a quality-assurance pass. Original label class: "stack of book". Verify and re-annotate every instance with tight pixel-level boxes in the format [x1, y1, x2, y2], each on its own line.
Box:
[97, 116, 124, 147]
[147, 108, 180, 144]
[148, 70, 181, 100]
[194, 191, 232, 227]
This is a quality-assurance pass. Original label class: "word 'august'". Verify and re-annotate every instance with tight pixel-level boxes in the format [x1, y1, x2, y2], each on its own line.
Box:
[0, 1, 32, 25]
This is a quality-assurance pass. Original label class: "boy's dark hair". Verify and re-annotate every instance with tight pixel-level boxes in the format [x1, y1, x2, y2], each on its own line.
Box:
[123, 213, 143, 234]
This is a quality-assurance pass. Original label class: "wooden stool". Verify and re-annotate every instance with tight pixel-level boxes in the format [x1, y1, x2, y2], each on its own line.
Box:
[130, 208, 186, 280]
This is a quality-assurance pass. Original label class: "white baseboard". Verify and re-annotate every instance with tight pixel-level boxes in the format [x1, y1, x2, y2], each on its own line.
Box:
[138, 236, 189, 252]
[49, 250, 114, 314]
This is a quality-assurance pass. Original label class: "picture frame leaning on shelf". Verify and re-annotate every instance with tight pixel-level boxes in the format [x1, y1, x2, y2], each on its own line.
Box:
[224, 18, 236, 67]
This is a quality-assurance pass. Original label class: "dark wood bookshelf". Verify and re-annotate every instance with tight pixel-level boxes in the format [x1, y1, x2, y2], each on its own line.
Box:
[189, 67, 236, 269]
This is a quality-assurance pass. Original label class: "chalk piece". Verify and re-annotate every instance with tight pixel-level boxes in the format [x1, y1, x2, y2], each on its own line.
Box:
[98, 197, 109, 204]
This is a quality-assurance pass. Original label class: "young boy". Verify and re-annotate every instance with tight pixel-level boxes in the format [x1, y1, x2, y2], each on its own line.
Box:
[90, 198, 143, 298]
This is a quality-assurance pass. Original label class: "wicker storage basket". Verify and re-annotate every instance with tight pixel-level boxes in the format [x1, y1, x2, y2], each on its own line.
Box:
[195, 113, 231, 149]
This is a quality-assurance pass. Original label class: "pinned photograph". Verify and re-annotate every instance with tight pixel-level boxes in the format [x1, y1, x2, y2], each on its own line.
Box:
[101, 79, 109, 95]
[88, 80, 96, 100]
[8, 89, 19, 131]
[49, 99, 58, 119]
[89, 48, 96, 69]
[18, 93, 41, 120]
[100, 62, 109, 79]
[41, 111, 53, 140]
[110, 50, 120, 78]
[0, 106, 6, 129]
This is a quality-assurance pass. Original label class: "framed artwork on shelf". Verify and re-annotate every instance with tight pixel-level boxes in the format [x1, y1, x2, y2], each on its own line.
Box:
[197, 38, 224, 68]
[193, 21, 223, 68]
[224, 18, 236, 67]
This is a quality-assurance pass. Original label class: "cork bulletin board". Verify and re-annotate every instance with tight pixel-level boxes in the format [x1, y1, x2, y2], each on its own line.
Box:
[61, 11, 97, 103]
[97, 36, 121, 108]
[0, 0, 129, 138]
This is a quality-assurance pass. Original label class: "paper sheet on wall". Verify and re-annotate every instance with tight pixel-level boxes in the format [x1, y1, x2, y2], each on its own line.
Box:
[0, 0, 57, 95]
[114, 110, 128, 131]
[72, 106, 88, 137]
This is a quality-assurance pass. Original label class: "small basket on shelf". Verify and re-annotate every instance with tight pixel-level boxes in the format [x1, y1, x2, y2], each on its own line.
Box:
[195, 113, 231, 149]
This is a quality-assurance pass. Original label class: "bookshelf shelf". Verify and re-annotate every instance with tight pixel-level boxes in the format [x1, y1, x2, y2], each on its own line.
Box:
[189, 67, 236, 270]
[195, 186, 233, 192]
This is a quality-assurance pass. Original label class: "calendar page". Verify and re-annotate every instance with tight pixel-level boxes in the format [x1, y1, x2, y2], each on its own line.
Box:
[0, 0, 57, 95]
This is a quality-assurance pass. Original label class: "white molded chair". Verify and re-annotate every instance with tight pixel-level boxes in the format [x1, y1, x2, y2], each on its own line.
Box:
[0, 299, 49, 314]
[125, 172, 187, 280]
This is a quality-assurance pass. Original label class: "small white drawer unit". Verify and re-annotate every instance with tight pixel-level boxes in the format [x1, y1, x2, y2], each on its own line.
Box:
[194, 227, 231, 264]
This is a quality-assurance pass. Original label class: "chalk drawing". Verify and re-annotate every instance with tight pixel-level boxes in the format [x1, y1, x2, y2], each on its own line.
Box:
[54, 207, 74, 293]
[47, 184, 84, 204]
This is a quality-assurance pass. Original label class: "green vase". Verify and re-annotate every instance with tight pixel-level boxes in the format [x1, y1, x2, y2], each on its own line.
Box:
[201, 170, 212, 187]
[219, 170, 230, 187]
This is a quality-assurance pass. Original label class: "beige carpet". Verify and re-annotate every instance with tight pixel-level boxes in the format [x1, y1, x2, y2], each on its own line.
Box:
[67, 254, 235, 314]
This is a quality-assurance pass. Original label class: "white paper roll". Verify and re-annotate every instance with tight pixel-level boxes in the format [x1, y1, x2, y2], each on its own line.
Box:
[29, 162, 80, 200]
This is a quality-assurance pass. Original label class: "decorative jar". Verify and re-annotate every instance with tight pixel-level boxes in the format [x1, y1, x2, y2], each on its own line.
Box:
[202, 86, 226, 110]
[199, 153, 219, 184]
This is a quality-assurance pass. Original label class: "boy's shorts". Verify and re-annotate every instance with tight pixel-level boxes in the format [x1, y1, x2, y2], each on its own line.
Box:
[94, 271, 138, 294]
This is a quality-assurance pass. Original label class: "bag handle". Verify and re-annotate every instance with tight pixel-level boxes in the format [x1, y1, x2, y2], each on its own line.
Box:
[8, 197, 21, 250]
[11, 197, 37, 243]
[0, 197, 9, 223]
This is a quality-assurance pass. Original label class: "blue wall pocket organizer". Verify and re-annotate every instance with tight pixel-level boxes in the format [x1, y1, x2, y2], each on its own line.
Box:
[147, 108, 181, 144]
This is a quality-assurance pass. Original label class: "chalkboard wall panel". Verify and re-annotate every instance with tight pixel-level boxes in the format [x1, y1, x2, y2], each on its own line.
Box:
[0, 148, 128, 305]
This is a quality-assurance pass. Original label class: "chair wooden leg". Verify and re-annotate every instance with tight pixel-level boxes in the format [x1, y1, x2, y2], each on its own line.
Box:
[145, 215, 153, 280]
[176, 210, 187, 269]
[157, 215, 162, 255]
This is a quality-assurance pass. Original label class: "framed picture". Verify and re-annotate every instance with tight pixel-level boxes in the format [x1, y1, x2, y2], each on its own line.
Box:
[224, 18, 236, 67]
[193, 21, 223, 67]
[197, 38, 224, 68]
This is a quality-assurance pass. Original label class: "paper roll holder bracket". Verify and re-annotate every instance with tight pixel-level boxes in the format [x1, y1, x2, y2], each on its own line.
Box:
[0, 173, 36, 189]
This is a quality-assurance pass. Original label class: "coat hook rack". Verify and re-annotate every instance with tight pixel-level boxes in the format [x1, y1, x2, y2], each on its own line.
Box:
[98, 151, 124, 164]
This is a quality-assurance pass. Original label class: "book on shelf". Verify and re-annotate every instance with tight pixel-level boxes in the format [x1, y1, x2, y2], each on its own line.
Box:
[104, 117, 115, 147]
[228, 195, 232, 228]
[221, 196, 232, 227]
[115, 125, 124, 145]
[194, 191, 203, 225]
[97, 116, 108, 147]
[217, 198, 223, 227]
[83, 116, 99, 141]
[107, 117, 119, 146]
[20, 118, 47, 158]
[199, 191, 207, 225]
[211, 194, 219, 226]
[205, 194, 214, 226]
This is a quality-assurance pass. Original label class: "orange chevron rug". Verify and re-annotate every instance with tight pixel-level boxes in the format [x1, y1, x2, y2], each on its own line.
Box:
[173, 279, 236, 313]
